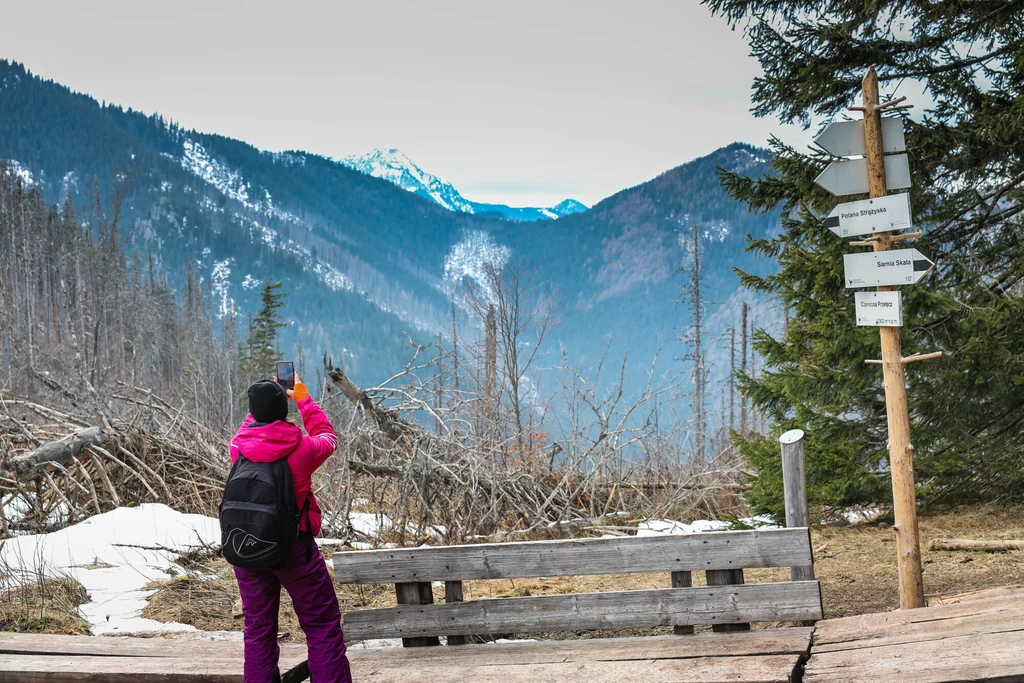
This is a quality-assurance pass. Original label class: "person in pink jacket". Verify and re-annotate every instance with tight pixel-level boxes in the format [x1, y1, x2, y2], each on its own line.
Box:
[230, 377, 351, 683]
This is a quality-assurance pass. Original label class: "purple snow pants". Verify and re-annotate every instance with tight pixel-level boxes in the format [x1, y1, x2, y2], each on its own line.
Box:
[234, 534, 351, 683]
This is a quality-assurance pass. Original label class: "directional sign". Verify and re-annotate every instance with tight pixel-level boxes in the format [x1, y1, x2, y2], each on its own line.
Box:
[823, 193, 912, 237]
[855, 291, 903, 326]
[815, 117, 906, 156]
[843, 248, 934, 288]
[815, 154, 911, 196]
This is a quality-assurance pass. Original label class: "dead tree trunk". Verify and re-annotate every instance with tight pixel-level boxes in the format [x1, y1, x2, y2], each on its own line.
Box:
[10, 426, 108, 477]
[740, 301, 749, 435]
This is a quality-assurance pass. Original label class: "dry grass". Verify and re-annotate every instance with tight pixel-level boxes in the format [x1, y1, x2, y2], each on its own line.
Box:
[141, 546, 393, 643]
[140, 505, 1024, 641]
[812, 504, 1024, 618]
[0, 576, 90, 635]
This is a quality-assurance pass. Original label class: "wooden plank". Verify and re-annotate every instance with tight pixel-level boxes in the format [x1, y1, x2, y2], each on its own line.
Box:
[813, 594, 1024, 648]
[333, 528, 812, 583]
[804, 628, 1024, 682]
[0, 655, 257, 682]
[342, 581, 822, 641]
[347, 628, 813, 666]
[707, 568, 750, 632]
[0, 633, 306, 663]
[395, 582, 440, 647]
[445, 580, 468, 645]
[348, 653, 803, 683]
[671, 570, 694, 635]
[933, 586, 1024, 605]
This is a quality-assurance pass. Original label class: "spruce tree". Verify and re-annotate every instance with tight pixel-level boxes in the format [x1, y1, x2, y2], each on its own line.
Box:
[242, 279, 288, 382]
[702, 0, 1024, 515]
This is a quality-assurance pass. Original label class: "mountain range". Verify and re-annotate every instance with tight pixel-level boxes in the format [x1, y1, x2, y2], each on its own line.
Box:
[0, 59, 779, 422]
[340, 148, 588, 221]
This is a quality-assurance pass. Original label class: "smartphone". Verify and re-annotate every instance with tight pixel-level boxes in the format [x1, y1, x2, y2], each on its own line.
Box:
[276, 361, 295, 389]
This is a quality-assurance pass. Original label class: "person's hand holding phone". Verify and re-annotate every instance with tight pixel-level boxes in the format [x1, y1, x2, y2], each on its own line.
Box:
[272, 373, 309, 402]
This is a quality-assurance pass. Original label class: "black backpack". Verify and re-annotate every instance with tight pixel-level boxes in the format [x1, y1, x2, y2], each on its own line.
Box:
[219, 449, 309, 571]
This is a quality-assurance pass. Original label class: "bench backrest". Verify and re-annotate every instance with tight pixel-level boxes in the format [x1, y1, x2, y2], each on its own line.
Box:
[333, 527, 821, 643]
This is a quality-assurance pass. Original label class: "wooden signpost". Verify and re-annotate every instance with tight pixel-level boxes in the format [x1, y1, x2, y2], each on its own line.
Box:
[814, 67, 940, 610]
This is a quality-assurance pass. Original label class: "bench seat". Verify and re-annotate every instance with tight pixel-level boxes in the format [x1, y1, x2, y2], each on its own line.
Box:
[348, 628, 814, 683]
[0, 632, 309, 682]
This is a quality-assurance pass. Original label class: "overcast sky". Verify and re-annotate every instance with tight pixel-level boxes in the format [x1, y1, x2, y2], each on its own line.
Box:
[1, 0, 812, 207]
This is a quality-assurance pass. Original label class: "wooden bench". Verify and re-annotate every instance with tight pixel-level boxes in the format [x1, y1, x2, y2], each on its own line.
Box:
[0, 633, 310, 682]
[334, 527, 821, 682]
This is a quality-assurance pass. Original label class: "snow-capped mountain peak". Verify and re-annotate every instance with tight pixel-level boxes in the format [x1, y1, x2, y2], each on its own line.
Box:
[551, 199, 588, 216]
[340, 148, 589, 222]
[340, 148, 475, 214]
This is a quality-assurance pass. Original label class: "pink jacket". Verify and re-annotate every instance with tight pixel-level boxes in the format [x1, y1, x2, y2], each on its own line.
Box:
[229, 396, 337, 535]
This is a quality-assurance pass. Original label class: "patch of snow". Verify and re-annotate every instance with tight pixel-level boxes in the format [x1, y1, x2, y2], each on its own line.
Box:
[347, 511, 394, 539]
[841, 507, 885, 525]
[8, 160, 35, 187]
[348, 638, 404, 649]
[2, 496, 33, 525]
[444, 230, 511, 298]
[0, 504, 219, 635]
[62, 171, 79, 197]
[241, 274, 260, 290]
[181, 140, 250, 204]
[635, 516, 779, 537]
[210, 258, 235, 318]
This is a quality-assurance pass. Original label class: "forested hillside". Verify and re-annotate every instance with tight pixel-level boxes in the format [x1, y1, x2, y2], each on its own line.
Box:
[0, 162, 242, 427]
[0, 59, 780, 448]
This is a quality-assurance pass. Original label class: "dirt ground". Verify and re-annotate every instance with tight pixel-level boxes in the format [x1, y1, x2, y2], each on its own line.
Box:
[139, 505, 1024, 640]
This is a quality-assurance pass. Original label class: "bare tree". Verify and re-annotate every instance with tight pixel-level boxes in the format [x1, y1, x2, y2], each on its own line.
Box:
[461, 262, 560, 461]
[678, 225, 708, 467]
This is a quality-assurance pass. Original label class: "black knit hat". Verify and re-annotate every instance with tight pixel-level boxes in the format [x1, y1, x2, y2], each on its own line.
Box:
[247, 380, 288, 423]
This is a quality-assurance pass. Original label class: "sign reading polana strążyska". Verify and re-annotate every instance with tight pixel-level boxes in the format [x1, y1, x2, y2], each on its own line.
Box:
[824, 193, 912, 238]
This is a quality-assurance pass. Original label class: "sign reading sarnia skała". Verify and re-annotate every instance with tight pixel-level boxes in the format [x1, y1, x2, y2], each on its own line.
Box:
[843, 248, 934, 288]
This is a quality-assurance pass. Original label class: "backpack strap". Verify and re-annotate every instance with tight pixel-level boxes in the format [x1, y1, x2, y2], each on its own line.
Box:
[298, 490, 314, 562]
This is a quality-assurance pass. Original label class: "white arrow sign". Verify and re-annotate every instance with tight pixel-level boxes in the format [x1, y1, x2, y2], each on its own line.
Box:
[815, 117, 906, 156]
[815, 154, 912, 196]
[843, 248, 934, 288]
[824, 193, 913, 237]
[855, 291, 903, 326]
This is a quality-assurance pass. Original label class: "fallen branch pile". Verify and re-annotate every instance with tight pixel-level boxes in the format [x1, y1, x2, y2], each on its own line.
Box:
[0, 389, 228, 536]
[315, 358, 747, 545]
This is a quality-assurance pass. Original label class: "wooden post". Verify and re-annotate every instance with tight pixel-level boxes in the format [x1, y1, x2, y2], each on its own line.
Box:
[395, 582, 441, 647]
[780, 429, 814, 582]
[861, 66, 925, 609]
[444, 580, 467, 645]
[706, 569, 749, 631]
[671, 571, 694, 635]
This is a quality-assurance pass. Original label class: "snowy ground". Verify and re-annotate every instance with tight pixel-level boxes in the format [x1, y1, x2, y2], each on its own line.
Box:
[0, 504, 219, 635]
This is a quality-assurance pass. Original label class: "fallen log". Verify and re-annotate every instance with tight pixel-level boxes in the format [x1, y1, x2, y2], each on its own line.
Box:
[9, 426, 108, 477]
[928, 538, 1024, 552]
[325, 359, 413, 442]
